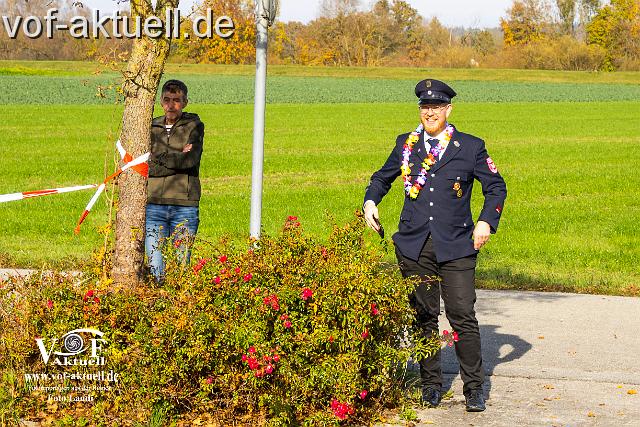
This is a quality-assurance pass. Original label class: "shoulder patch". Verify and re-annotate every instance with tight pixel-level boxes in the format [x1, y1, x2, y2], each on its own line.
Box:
[486, 157, 498, 174]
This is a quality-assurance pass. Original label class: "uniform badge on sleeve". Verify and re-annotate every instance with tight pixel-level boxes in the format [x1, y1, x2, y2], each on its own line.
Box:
[486, 157, 498, 174]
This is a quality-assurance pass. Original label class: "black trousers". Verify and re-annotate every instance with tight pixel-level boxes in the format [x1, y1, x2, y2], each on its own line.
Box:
[395, 236, 484, 394]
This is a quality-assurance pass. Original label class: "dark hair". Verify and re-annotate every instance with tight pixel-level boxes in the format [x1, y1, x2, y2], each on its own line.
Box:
[161, 79, 188, 99]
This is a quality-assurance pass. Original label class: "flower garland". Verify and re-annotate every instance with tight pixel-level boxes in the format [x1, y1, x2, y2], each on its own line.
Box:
[401, 123, 455, 200]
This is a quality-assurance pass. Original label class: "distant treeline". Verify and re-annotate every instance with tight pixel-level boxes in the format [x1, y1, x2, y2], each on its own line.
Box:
[1, 0, 638, 71]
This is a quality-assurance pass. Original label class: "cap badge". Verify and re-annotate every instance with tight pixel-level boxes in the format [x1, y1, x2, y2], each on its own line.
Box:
[426, 80, 432, 88]
[427, 90, 432, 95]
[453, 182, 461, 191]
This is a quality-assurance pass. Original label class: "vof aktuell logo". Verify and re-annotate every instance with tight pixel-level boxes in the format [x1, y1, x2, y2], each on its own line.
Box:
[36, 328, 107, 367]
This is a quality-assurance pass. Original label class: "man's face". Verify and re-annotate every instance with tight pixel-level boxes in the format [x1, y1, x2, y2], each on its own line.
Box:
[419, 103, 452, 135]
[161, 90, 188, 124]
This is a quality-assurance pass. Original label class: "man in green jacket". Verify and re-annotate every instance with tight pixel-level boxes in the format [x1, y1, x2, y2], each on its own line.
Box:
[145, 79, 205, 282]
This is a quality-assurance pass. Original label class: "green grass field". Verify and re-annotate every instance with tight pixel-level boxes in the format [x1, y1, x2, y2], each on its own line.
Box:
[1, 61, 639, 296]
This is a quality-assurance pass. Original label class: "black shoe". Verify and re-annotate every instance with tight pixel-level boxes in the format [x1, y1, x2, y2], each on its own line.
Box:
[421, 386, 442, 408]
[464, 389, 486, 412]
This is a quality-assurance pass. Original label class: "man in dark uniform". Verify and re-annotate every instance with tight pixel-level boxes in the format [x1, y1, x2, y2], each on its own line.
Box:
[363, 79, 507, 412]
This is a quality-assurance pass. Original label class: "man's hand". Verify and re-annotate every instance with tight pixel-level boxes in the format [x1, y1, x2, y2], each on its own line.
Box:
[182, 144, 193, 153]
[473, 221, 491, 250]
[363, 200, 380, 231]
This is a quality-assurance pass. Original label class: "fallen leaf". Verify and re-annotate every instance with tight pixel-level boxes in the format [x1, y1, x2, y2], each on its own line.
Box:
[538, 336, 544, 339]
[627, 389, 637, 395]
[543, 384, 555, 390]
[617, 385, 623, 389]
[588, 411, 596, 417]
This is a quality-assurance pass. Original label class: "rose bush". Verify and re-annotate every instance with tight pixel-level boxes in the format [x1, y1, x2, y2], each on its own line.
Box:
[0, 215, 440, 426]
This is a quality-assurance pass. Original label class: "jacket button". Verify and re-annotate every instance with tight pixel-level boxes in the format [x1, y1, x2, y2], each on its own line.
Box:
[431, 173, 435, 177]
[429, 188, 434, 192]
[429, 202, 434, 206]
[429, 216, 433, 221]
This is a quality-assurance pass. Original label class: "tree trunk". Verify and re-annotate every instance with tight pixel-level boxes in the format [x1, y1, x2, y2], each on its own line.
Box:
[112, 0, 177, 286]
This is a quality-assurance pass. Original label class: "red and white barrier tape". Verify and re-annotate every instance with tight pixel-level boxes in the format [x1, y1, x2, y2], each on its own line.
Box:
[0, 184, 98, 204]
[74, 144, 149, 234]
[1, 140, 150, 235]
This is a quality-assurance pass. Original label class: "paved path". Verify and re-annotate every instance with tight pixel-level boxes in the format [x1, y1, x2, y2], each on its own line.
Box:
[386, 290, 640, 426]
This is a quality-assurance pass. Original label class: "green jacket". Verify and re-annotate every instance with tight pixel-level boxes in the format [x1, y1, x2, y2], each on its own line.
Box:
[147, 112, 204, 207]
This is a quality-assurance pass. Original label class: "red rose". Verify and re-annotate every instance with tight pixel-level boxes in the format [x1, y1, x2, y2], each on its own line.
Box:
[359, 390, 368, 400]
[284, 320, 292, 329]
[371, 303, 379, 316]
[248, 357, 259, 370]
[219, 255, 228, 263]
[46, 300, 53, 309]
[453, 331, 459, 342]
[213, 276, 221, 284]
[206, 377, 213, 384]
[361, 329, 369, 339]
[248, 346, 256, 354]
[243, 273, 252, 282]
[301, 288, 313, 301]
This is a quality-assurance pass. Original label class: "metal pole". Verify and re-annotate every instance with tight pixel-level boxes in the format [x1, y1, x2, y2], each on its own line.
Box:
[250, 0, 269, 239]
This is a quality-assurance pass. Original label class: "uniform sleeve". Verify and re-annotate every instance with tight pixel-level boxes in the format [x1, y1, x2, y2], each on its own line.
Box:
[473, 139, 507, 233]
[363, 135, 403, 207]
[153, 122, 205, 171]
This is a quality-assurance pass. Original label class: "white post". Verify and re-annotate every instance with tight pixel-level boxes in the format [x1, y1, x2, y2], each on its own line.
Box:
[250, 0, 270, 239]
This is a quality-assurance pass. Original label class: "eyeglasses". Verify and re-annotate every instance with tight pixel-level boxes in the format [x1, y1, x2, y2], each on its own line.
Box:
[419, 104, 449, 114]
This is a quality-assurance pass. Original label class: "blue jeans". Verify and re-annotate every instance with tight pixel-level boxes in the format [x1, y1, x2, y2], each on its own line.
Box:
[145, 204, 199, 282]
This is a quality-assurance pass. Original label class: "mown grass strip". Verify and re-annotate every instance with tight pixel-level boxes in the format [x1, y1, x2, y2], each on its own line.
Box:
[2, 60, 640, 84]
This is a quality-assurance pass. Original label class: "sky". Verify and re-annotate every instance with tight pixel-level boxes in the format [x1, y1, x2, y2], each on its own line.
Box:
[81, 0, 515, 29]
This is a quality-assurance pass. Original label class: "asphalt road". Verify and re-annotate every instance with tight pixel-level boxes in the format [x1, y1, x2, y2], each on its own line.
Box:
[386, 290, 640, 426]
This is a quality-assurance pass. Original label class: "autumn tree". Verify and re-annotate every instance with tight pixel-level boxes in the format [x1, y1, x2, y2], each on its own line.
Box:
[0, 0, 95, 60]
[587, 0, 640, 70]
[461, 30, 498, 56]
[174, 0, 256, 64]
[555, 0, 577, 35]
[501, 0, 553, 45]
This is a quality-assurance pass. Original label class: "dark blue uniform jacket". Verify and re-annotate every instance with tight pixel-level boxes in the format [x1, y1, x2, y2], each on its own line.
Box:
[364, 128, 507, 262]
